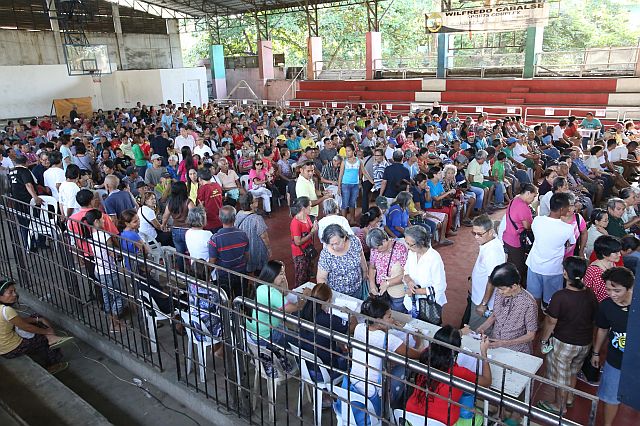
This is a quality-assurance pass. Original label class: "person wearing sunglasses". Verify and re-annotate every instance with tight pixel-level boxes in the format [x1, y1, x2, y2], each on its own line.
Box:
[0, 279, 73, 374]
[248, 158, 273, 216]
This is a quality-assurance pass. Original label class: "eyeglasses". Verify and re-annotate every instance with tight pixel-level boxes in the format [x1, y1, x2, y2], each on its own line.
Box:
[255, 163, 263, 166]
[472, 229, 490, 237]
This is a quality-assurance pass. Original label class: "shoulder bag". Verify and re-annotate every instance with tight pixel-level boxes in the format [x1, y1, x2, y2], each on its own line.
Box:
[410, 286, 442, 325]
[507, 200, 534, 253]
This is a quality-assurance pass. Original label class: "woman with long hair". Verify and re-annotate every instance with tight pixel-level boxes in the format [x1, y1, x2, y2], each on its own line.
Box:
[177, 146, 198, 182]
[186, 168, 199, 204]
[161, 181, 195, 271]
[584, 208, 609, 260]
[290, 197, 318, 288]
[406, 325, 491, 426]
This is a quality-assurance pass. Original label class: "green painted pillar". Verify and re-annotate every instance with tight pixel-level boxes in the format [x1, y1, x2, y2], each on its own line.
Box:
[436, 33, 448, 79]
[523, 26, 544, 78]
[209, 45, 227, 98]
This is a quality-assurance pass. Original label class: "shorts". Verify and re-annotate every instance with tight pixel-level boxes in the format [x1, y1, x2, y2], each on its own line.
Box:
[598, 361, 621, 405]
[470, 181, 494, 189]
[545, 337, 591, 387]
[341, 183, 359, 209]
[526, 270, 564, 304]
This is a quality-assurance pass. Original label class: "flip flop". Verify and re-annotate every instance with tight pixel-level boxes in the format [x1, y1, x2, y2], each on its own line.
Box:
[537, 400, 566, 415]
[49, 336, 74, 350]
[439, 239, 454, 247]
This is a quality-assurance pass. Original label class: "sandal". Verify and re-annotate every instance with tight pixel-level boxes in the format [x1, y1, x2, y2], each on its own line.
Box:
[49, 336, 74, 350]
[537, 400, 566, 415]
[438, 239, 454, 247]
[47, 361, 69, 375]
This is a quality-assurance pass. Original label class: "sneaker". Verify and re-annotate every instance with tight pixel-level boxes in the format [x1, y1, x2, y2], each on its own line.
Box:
[494, 203, 507, 209]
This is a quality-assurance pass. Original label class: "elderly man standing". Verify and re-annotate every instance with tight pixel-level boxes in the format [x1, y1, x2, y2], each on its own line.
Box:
[606, 197, 628, 238]
[208, 206, 250, 300]
[466, 214, 506, 330]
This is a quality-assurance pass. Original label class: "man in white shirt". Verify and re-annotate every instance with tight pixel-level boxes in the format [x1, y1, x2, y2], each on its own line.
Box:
[174, 126, 195, 155]
[0, 149, 14, 171]
[57, 164, 82, 218]
[43, 151, 66, 200]
[538, 176, 569, 216]
[193, 137, 214, 158]
[468, 214, 506, 330]
[526, 192, 575, 306]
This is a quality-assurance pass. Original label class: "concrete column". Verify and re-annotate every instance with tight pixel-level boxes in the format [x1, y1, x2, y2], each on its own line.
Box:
[523, 25, 544, 78]
[111, 4, 128, 70]
[436, 33, 450, 79]
[307, 36, 323, 80]
[209, 45, 227, 99]
[166, 19, 183, 68]
[46, 0, 66, 64]
[365, 31, 382, 80]
[257, 39, 274, 81]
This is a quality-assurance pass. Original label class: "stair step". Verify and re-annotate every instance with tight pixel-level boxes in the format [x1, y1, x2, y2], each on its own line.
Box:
[0, 356, 112, 426]
[506, 98, 525, 105]
[511, 87, 530, 93]
[347, 95, 361, 101]
[353, 85, 367, 91]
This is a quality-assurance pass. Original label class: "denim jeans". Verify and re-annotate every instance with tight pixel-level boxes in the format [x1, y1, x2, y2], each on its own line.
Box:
[171, 227, 188, 272]
[494, 181, 505, 204]
[341, 183, 359, 209]
[467, 186, 484, 210]
[388, 295, 408, 314]
[98, 271, 124, 316]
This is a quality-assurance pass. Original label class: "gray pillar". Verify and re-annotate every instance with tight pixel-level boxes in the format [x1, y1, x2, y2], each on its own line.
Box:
[47, 0, 66, 64]
[166, 19, 183, 68]
[111, 3, 128, 70]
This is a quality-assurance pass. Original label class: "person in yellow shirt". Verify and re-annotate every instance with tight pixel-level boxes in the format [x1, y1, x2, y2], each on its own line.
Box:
[299, 129, 316, 150]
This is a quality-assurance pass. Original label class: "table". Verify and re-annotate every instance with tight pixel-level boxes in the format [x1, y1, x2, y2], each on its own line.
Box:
[578, 128, 600, 147]
[293, 282, 543, 425]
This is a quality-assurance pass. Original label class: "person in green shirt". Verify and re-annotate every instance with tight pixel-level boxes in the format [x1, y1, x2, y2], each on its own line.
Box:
[492, 151, 512, 201]
[131, 135, 149, 179]
[247, 260, 309, 348]
[606, 198, 627, 238]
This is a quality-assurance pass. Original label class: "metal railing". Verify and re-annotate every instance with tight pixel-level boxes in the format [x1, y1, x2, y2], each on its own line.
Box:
[279, 66, 307, 108]
[535, 47, 640, 77]
[0, 195, 600, 426]
[524, 107, 621, 127]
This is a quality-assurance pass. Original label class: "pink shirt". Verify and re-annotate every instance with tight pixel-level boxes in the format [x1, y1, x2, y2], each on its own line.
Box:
[564, 214, 587, 257]
[370, 241, 408, 285]
[503, 197, 533, 248]
[248, 168, 266, 190]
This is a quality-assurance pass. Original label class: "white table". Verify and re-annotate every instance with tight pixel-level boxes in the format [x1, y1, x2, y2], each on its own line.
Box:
[293, 282, 543, 425]
[578, 128, 600, 146]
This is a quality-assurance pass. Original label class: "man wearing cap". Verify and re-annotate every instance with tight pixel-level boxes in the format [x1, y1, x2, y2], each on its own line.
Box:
[461, 132, 475, 150]
[144, 154, 167, 187]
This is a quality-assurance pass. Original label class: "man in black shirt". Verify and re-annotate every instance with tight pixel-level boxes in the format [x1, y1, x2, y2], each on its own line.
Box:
[380, 150, 410, 201]
[150, 129, 171, 165]
[9, 155, 42, 249]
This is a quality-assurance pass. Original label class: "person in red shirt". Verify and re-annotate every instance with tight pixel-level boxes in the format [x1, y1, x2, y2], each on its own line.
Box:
[196, 168, 224, 233]
[406, 326, 492, 426]
[290, 196, 318, 288]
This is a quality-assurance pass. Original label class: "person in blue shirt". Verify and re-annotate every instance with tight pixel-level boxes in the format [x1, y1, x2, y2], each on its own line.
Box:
[385, 191, 411, 238]
[579, 112, 603, 149]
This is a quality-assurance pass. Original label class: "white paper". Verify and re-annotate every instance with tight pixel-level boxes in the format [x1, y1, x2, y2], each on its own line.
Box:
[457, 353, 482, 374]
[386, 104, 393, 110]
[242, 99, 248, 105]
[595, 109, 606, 117]
[333, 297, 360, 312]
[360, 103, 366, 107]
[475, 106, 483, 113]
[331, 102, 338, 108]
[304, 101, 310, 107]
[507, 107, 516, 114]
[441, 105, 448, 112]
[261, 100, 267, 105]
[544, 108, 554, 116]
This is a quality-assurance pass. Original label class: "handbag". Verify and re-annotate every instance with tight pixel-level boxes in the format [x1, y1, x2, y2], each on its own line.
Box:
[410, 286, 442, 325]
[303, 243, 318, 259]
[140, 208, 173, 246]
[375, 242, 396, 299]
[507, 200, 534, 254]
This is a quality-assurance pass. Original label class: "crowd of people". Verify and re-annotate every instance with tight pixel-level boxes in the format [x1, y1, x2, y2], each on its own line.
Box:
[1, 100, 639, 426]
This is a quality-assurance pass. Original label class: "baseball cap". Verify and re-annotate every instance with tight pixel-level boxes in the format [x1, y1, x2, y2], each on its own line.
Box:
[506, 137, 517, 145]
[150, 154, 162, 161]
[467, 132, 476, 138]
[614, 123, 623, 130]
[161, 172, 172, 179]
[276, 135, 286, 141]
[136, 181, 148, 189]
[125, 166, 136, 175]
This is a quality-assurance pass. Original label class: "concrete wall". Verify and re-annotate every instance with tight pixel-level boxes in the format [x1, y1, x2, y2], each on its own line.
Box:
[223, 67, 286, 100]
[0, 65, 208, 119]
[0, 29, 181, 70]
[265, 79, 296, 101]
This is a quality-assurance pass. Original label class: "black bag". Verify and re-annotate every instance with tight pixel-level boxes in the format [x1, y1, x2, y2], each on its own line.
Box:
[412, 287, 442, 325]
[507, 200, 534, 254]
[580, 353, 601, 383]
[303, 243, 318, 259]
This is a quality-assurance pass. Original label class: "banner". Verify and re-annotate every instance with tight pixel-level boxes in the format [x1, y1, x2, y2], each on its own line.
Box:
[52, 97, 93, 119]
[425, 2, 550, 34]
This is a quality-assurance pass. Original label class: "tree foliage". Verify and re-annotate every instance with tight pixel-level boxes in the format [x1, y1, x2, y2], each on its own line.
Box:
[183, 0, 640, 67]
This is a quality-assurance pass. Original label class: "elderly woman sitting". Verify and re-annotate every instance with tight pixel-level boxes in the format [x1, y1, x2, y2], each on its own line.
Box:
[317, 224, 368, 299]
[317, 198, 354, 241]
[366, 228, 409, 312]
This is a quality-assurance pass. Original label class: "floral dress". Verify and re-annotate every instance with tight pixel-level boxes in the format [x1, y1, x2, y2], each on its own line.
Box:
[188, 283, 222, 342]
[318, 235, 363, 297]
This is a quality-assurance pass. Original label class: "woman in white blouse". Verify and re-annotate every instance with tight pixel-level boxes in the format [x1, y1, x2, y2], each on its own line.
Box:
[403, 225, 447, 309]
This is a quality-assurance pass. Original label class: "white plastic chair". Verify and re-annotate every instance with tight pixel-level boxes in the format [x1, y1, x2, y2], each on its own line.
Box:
[180, 310, 220, 383]
[392, 409, 447, 426]
[139, 288, 176, 353]
[246, 336, 292, 421]
[333, 385, 382, 426]
[240, 174, 251, 191]
[289, 342, 344, 425]
[28, 195, 59, 250]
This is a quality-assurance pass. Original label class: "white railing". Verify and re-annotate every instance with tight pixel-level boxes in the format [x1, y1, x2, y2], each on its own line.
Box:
[535, 47, 639, 77]
[278, 66, 306, 107]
